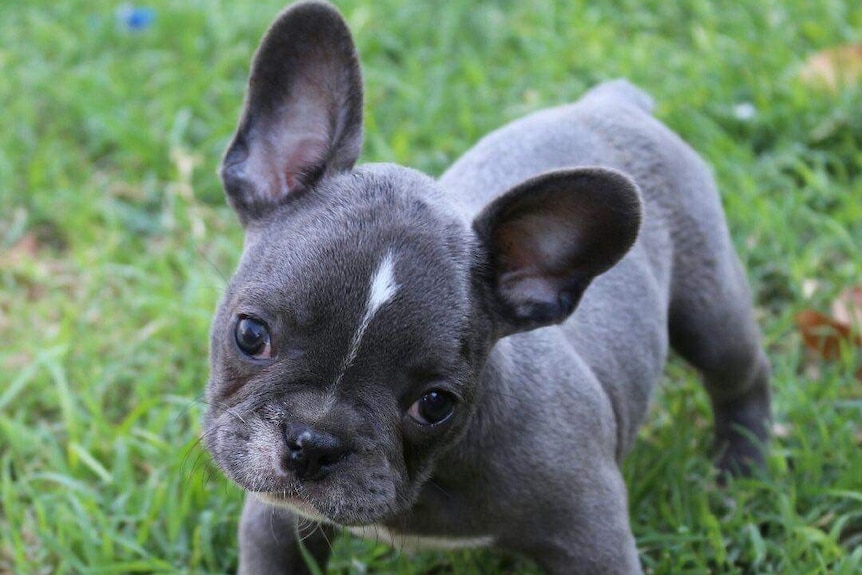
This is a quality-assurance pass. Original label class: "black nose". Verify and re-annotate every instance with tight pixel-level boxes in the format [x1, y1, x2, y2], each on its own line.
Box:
[282, 424, 347, 481]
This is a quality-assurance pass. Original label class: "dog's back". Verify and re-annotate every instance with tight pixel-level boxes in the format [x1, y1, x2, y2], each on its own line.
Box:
[441, 80, 770, 462]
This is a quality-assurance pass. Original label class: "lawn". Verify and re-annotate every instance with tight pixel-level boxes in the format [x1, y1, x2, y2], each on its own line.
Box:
[1, 0, 860, 573]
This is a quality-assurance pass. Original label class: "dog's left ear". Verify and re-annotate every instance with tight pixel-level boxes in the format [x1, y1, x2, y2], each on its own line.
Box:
[473, 168, 642, 336]
[220, 1, 363, 226]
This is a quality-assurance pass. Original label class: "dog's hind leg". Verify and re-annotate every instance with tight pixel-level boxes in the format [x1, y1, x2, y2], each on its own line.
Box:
[667, 213, 771, 477]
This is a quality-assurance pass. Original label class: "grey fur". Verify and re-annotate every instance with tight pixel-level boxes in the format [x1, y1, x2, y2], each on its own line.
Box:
[204, 3, 771, 574]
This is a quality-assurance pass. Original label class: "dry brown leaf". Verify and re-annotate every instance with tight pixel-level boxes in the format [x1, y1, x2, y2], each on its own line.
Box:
[796, 293, 862, 381]
[799, 44, 862, 91]
[795, 309, 861, 361]
[0, 232, 41, 268]
[0, 232, 69, 302]
[1, 352, 33, 371]
[832, 285, 862, 329]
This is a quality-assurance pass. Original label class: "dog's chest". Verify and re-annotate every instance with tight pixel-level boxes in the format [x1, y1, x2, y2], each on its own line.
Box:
[346, 525, 494, 551]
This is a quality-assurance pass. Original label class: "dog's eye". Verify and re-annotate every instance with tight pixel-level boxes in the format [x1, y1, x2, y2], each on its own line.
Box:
[408, 390, 455, 425]
[235, 316, 272, 359]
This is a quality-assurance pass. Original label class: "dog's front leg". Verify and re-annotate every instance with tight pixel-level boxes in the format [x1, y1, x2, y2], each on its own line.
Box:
[509, 465, 643, 575]
[238, 495, 335, 575]
[534, 538, 642, 575]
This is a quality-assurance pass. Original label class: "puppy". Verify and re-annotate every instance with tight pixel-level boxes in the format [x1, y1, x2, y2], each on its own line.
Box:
[203, 2, 771, 574]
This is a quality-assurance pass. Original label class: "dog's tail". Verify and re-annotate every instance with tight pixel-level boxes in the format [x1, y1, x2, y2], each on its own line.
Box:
[583, 79, 655, 115]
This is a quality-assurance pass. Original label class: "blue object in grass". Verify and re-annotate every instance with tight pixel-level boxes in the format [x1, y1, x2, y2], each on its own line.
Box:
[116, 5, 156, 31]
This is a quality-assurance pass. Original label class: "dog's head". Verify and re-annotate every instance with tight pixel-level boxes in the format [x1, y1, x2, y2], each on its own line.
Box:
[204, 1, 641, 526]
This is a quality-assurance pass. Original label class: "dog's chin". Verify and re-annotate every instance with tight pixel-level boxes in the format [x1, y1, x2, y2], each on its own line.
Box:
[253, 490, 399, 527]
[254, 492, 333, 523]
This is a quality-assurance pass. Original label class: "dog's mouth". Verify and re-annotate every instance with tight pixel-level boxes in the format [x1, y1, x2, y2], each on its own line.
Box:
[205, 408, 412, 526]
[249, 478, 404, 526]
[219, 443, 407, 526]
[254, 491, 333, 524]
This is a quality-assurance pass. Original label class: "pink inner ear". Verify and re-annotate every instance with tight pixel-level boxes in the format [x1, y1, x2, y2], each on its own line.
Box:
[499, 272, 558, 304]
[498, 213, 580, 274]
[280, 135, 330, 197]
[284, 172, 298, 192]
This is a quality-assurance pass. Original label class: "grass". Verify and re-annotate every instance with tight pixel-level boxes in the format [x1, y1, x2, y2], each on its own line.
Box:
[1, 0, 860, 573]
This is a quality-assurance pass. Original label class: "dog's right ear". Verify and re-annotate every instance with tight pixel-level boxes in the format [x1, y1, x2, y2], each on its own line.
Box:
[220, 1, 363, 226]
[473, 168, 642, 337]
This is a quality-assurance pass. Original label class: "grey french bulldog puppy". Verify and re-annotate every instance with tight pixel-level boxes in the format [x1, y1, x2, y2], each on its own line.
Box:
[203, 2, 772, 574]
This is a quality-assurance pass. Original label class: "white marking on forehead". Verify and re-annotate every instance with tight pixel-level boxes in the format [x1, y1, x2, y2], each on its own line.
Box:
[333, 251, 399, 387]
[368, 251, 398, 315]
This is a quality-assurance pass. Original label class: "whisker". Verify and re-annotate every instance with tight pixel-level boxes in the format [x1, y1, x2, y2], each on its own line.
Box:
[267, 504, 283, 545]
[427, 479, 452, 500]
[191, 237, 231, 287]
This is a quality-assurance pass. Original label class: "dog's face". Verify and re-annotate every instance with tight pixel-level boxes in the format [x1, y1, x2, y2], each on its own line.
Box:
[205, 166, 483, 525]
[204, 1, 641, 527]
